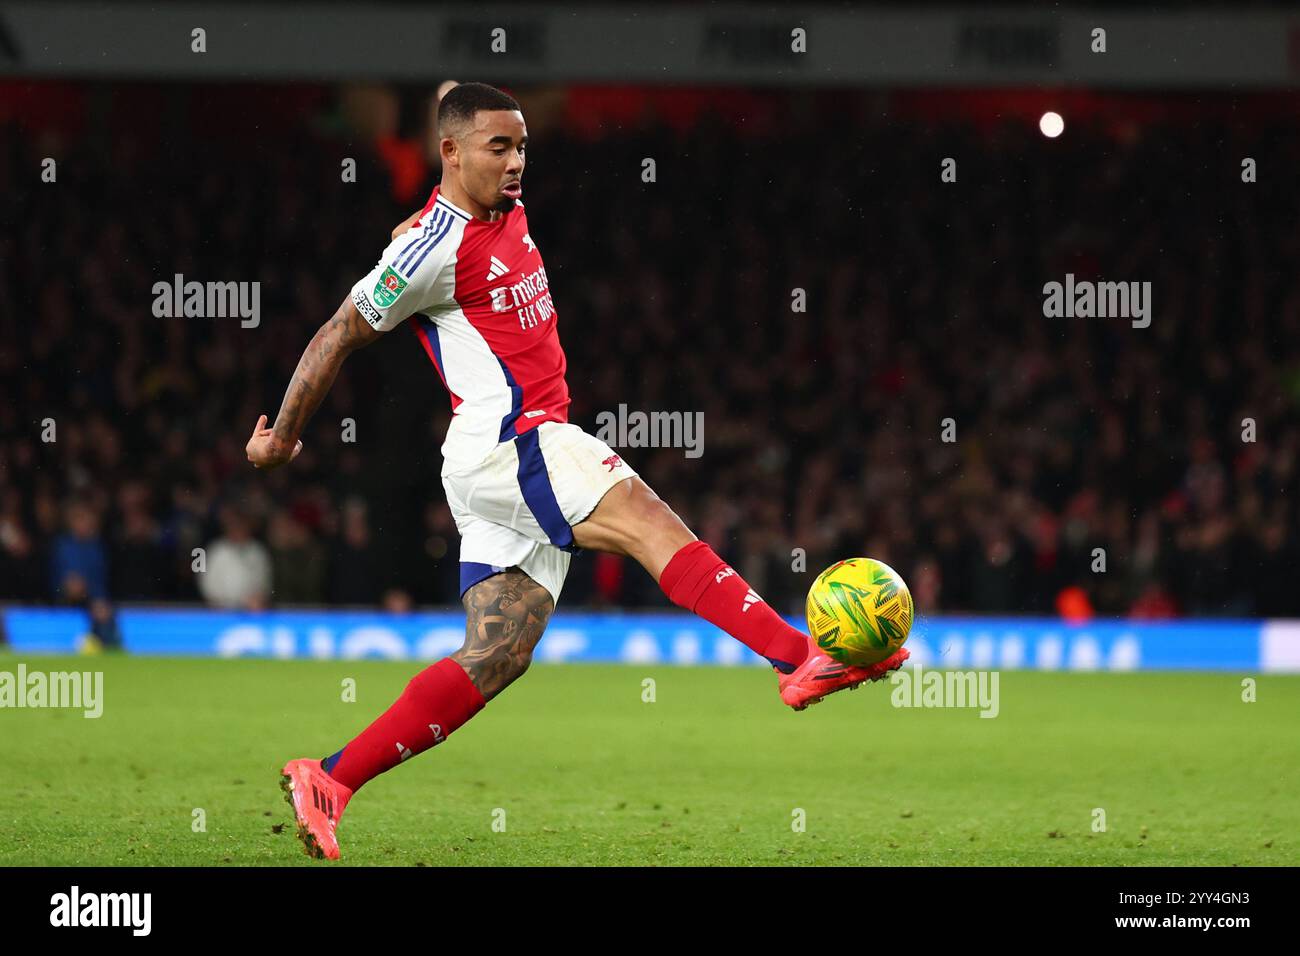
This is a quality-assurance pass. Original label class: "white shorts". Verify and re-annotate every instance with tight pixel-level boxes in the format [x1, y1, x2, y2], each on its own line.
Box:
[441, 421, 638, 606]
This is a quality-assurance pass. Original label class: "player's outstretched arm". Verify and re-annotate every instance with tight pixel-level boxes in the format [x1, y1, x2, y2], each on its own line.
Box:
[245, 296, 381, 469]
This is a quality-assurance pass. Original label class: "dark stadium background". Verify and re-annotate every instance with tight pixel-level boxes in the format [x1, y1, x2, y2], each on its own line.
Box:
[2, 6, 1298, 627]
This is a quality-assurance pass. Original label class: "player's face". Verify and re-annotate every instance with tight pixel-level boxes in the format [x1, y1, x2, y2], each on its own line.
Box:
[460, 110, 528, 214]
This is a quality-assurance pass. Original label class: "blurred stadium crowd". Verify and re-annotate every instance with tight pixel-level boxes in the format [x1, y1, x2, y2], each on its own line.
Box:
[2, 85, 1298, 619]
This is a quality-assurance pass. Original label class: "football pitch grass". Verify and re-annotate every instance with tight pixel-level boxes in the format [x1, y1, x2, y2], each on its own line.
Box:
[2, 652, 1296, 867]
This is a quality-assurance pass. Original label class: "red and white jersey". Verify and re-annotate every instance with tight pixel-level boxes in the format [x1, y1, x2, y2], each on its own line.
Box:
[350, 186, 570, 475]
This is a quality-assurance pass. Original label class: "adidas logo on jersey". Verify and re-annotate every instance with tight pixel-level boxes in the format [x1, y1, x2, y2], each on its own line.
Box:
[742, 589, 761, 612]
[485, 256, 510, 281]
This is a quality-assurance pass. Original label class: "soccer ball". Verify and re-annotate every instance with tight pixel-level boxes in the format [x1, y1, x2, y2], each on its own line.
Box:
[805, 558, 913, 667]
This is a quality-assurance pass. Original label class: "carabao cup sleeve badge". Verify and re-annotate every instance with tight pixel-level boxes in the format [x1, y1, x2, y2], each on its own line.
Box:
[372, 266, 409, 307]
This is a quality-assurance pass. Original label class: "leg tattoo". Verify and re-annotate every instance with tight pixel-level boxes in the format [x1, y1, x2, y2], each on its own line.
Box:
[452, 569, 555, 700]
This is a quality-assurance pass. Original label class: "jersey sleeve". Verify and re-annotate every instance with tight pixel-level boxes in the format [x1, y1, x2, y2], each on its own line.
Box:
[349, 217, 458, 332]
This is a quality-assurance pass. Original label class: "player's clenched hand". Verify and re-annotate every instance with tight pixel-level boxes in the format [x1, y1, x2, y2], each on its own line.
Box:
[245, 414, 303, 470]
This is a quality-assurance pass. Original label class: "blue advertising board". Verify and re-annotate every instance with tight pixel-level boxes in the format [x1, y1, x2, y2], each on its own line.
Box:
[4, 607, 1298, 671]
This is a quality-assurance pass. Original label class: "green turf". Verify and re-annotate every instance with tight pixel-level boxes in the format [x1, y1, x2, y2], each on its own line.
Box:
[0, 652, 1296, 866]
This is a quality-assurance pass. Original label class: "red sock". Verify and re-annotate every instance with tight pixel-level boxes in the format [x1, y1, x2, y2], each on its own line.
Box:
[658, 541, 810, 671]
[322, 657, 486, 793]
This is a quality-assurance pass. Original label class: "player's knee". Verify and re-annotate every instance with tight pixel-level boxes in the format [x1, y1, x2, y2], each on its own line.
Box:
[629, 488, 691, 548]
[495, 644, 536, 696]
[455, 644, 534, 701]
[510, 647, 535, 680]
[628, 482, 680, 530]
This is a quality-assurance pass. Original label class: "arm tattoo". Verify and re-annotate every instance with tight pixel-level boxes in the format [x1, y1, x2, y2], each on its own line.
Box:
[453, 569, 555, 700]
[270, 297, 380, 450]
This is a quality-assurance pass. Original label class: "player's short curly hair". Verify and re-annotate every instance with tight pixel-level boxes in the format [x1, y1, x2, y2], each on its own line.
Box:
[437, 82, 522, 138]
